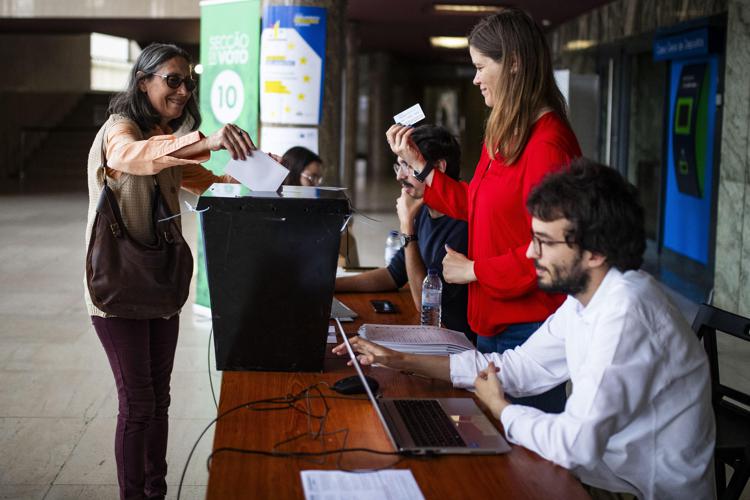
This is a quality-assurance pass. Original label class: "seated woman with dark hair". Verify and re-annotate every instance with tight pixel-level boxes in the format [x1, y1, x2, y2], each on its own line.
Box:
[282, 146, 325, 187]
[281, 146, 359, 267]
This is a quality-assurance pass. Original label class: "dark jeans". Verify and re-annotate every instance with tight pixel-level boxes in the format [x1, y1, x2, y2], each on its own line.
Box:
[477, 321, 567, 413]
[92, 315, 179, 500]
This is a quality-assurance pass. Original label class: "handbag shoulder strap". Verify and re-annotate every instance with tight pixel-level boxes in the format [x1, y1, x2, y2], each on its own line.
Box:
[96, 116, 114, 187]
[95, 182, 128, 238]
[97, 114, 142, 186]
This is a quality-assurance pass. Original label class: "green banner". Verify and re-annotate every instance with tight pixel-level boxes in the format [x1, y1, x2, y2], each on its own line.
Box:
[196, 0, 261, 309]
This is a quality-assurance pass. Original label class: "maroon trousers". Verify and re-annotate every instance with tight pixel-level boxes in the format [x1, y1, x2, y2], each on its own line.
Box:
[92, 315, 179, 500]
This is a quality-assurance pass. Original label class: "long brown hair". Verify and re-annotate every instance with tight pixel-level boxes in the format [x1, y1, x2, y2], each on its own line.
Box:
[468, 9, 567, 164]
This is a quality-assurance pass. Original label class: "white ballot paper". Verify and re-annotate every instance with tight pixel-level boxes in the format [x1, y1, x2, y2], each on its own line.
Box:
[301, 470, 425, 500]
[393, 103, 425, 126]
[225, 150, 289, 192]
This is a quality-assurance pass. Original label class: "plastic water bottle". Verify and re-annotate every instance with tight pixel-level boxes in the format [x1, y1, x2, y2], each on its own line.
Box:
[384, 230, 400, 265]
[421, 268, 442, 327]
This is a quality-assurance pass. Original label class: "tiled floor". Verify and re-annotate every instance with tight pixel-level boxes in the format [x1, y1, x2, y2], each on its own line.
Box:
[1, 175, 748, 499]
[0, 179, 402, 500]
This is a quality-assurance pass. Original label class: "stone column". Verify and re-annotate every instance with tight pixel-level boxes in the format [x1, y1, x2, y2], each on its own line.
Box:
[262, 0, 346, 185]
[367, 51, 392, 182]
[340, 21, 359, 193]
[714, 0, 750, 315]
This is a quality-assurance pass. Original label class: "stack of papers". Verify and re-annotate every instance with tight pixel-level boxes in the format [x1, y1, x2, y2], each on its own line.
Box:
[358, 324, 474, 355]
[301, 469, 424, 500]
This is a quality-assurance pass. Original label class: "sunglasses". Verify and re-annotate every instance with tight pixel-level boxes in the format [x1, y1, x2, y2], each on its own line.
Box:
[150, 72, 196, 91]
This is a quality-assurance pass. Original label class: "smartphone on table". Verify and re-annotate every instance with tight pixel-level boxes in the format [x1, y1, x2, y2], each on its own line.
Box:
[370, 299, 398, 313]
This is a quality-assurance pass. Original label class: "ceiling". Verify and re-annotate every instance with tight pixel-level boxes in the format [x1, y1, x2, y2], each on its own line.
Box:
[348, 0, 611, 61]
[0, 18, 201, 47]
[0, 1, 612, 61]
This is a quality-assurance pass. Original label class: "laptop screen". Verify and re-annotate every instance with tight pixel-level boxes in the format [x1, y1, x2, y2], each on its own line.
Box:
[334, 319, 398, 448]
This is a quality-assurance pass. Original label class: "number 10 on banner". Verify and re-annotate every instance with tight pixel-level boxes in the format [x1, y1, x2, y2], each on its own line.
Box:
[210, 69, 245, 124]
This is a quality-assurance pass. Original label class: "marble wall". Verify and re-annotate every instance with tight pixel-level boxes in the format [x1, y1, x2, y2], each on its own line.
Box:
[714, 0, 750, 315]
[550, 0, 727, 69]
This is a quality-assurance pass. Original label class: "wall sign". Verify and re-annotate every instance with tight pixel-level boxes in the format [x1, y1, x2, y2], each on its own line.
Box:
[260, 6, 327, 125]
[196, 0, 261, 310]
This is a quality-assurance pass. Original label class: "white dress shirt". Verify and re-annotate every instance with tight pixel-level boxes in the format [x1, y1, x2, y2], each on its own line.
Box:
[450, 269, 716, 500]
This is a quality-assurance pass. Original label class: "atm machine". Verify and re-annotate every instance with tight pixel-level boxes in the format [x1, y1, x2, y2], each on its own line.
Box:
[653, 24, 723, 268]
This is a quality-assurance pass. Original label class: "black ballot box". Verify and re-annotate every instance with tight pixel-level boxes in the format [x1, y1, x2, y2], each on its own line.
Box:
[197, 184, 352, 372]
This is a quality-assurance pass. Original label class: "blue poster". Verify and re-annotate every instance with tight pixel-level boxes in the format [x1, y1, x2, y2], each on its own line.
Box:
[260, 6, 327, 125]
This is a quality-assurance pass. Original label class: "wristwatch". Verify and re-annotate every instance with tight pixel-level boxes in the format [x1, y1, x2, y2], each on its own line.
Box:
[412, 160, 434, 183]
[400, 233, 418, 248]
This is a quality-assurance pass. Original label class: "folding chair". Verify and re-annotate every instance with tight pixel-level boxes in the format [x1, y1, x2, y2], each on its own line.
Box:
[692, 304, 750, 500]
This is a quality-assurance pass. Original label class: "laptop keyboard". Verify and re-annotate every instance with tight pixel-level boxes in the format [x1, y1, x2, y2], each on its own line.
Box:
[393, 399, 467, 448]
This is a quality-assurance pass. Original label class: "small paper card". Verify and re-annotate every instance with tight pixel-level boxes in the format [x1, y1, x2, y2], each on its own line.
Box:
[225, 150, 289, 192]
[393, 103, 425, 126]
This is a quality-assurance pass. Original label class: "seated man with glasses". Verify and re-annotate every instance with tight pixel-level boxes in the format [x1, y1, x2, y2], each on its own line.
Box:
[336, 124, 475, 343]
[335, 159, 715, 499]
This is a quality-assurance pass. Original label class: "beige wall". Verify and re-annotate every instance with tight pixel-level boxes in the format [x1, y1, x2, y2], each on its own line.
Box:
[0, 0, 198, 18]
[0, 34, 94, 177]
[0, 35, 91, 92]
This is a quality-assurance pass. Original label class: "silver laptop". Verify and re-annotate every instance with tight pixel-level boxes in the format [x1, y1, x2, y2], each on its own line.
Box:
[330, 297, 358, 320]
[337, 321, 511, 455]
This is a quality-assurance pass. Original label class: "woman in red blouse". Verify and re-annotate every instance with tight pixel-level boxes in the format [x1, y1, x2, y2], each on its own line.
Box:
[387, 9, 581, 412]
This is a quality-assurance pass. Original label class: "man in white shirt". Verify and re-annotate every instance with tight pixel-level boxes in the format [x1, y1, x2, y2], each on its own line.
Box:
[334, 159, 716, 500]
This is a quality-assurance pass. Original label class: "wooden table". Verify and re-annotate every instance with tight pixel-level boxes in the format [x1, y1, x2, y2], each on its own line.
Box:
[206, 289, 589, 499]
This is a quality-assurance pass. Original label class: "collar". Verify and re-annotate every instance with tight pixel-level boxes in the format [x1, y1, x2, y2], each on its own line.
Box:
[572, 267, 623, 322]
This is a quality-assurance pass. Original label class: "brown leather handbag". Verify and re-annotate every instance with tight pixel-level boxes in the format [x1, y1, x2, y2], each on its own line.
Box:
[86, 177, 194, 319]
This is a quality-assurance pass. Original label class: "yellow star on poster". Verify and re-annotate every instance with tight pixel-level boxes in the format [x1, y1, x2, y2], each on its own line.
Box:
[284, 106, 291, 113]
[298, 93, 305, 100]
[300, 57, 307, 65]
[303, 75, 310, 83]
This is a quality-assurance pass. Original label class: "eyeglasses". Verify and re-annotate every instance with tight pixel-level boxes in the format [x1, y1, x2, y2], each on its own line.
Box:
[300, 172, 323, 186]
[530, 231, 570, 256]
[150, 73, 196, 92]
[393, 162, 413, 175]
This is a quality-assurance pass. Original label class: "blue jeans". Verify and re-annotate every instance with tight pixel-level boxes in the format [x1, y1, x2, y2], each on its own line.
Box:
[477, 322, 567, 414]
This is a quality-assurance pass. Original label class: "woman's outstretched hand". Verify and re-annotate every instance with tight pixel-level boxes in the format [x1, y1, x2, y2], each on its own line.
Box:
[206, 123, 255, 160]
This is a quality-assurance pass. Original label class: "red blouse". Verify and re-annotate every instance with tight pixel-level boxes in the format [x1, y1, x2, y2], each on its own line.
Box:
[424, 112, 581, 337]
